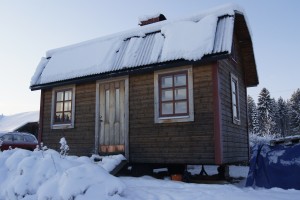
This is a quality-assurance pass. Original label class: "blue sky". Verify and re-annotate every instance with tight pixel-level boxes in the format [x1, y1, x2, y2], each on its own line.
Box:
[0, 0, 299, 115]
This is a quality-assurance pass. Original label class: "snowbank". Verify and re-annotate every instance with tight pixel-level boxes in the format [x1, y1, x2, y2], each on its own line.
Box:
[1, 148, 299, 200]
[0, 149, 125, 200]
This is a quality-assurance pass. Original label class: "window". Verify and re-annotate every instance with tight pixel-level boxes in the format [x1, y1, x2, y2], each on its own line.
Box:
[54, 90, 72, 123]
[154, 66, 194, 123]
[231, 74, 240, 124]
[1, 134, 13, 142]
[159, 71, 189, 117]
[51, 86, 75, 129]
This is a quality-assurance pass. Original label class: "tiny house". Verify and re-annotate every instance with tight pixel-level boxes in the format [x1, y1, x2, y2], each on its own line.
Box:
[30, 4, 258, 166]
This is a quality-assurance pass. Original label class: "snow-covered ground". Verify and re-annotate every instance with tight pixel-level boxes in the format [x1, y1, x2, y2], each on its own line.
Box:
[0, 148, 299, 200]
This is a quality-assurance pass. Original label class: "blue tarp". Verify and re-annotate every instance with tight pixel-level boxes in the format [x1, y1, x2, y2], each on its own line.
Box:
[246, 143, 300, 190]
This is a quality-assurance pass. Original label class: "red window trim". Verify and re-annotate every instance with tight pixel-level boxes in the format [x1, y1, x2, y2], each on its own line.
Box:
[54, 89, 73, 124]
[158, 71, 189, 117]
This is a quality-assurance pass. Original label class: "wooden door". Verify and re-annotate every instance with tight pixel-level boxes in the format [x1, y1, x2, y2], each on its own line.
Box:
[99, 79, 126, 154]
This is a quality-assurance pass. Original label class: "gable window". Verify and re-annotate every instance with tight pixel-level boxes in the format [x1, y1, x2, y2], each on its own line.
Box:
[154, 66, 194, 123]
[231, 74, 240, 124]
[51, 86, 75, 129]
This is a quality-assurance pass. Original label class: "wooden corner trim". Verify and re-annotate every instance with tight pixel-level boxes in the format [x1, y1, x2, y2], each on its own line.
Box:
[212, 63, 223, 165]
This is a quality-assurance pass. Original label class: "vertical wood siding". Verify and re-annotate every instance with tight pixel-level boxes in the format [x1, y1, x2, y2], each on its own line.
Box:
[129, 65, 215, 164]
[41, 83, 96, 156]
[218, 35, 249, 163]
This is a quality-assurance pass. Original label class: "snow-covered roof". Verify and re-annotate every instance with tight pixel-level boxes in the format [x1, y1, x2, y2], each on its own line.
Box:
[30, 3, 251, 88]
[0, 111, 39, 133]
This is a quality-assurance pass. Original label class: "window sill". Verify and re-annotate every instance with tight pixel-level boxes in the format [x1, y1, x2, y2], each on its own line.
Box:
[159, 115, 189, 120]
[51, 123, 74, 129]
[233, 119, 241, 125]
[155, 114, 194, 123]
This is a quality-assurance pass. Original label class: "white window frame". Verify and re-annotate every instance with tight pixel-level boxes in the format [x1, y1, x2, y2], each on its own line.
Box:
[231, 74, 240, 125]
[154, 66, 194, 123]
[51, 85, 76, 129]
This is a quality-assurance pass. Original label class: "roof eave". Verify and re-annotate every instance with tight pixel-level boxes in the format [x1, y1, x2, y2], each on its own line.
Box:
[30, 53, 229, 91]
[234, 12, 259, 87]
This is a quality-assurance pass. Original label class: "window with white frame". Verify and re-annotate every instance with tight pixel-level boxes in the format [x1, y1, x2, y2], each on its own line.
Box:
[154, 66, 194, 123]
[51, 86, 75, 129]
[231, 74, 240, 124]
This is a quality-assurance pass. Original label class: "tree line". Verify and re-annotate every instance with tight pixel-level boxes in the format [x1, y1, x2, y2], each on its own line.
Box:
[247, 88, 300, 138]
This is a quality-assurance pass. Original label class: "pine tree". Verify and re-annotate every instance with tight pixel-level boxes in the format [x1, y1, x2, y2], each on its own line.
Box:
[247, 95, 259, 134]
[270, 98, 280, 135]
[257, 88, 276, 137]
[277, 97, 289, 137]
[289, 89, 300, 134]
[247, 95, 255, 133]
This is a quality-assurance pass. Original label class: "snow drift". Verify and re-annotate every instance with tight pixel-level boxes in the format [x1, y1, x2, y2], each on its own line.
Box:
[1, 148, 299, 200]
[0, 149, 125, 200]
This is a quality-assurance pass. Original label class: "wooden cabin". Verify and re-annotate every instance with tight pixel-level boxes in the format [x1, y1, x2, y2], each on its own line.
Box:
[30, 4, 258, 166]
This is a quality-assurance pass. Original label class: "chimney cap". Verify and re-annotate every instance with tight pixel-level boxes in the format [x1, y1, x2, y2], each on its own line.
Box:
[139, 13, 166, 26]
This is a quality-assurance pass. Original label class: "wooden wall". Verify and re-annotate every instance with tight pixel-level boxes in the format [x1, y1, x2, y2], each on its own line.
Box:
[129, 65, 216, 164]
[39, 56, 249, 164]
[218, 34, 249, 163]
[41, 83, 96, 156]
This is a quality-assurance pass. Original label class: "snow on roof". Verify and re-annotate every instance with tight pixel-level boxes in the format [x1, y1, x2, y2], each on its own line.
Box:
[30, 3, 247, 87]
[0, 111, 39, 133]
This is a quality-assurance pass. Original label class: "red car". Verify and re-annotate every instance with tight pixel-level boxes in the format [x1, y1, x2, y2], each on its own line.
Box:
[0, 132, 38, 151]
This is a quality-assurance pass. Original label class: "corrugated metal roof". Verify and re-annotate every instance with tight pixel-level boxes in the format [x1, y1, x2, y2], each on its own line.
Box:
[213, 16, 234, 54]
[31, 4, 258, 88]
[112, 16, 233, 70]
[113, 32, 165, 70]
[31, 16, 233, 87]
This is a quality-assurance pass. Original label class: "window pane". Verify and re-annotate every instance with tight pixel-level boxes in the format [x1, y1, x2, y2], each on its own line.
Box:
[161, 76, 173, 88]
[65, 90, 72, 100]
[175, 101, 187, 114]
[231, 80, 237, 93]
[175, 88, 186, 100]
[232, 94, 237, 105]
[2, 134, 13, 142]
[64, 101, 72, 111]
[56, 92, 64, 101]
[64, 112, 71, 122]
[162, 103, 173, 115]
[24, 135, 35, 142]
[55, 113, 63, 122]
[233, 106, 238, 118]
[175, 74, 186, 86]
[56, 102, 63, 112]
[162, 89, 173, 101]
[14, 135, 24, 142]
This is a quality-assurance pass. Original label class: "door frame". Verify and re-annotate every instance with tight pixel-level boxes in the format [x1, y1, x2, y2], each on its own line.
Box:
[95, 76, 129, 159]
